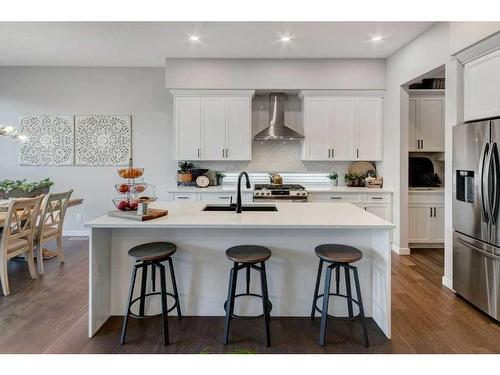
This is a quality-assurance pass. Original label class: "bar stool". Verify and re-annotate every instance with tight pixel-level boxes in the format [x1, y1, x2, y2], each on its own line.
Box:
[311, 244, 369, 347]
[120, 242, 182, 346]
[223, 245, 272, 346]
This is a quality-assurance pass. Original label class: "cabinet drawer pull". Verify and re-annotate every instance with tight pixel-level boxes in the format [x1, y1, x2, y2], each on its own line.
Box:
[330, 196, 342, 200]
[371, 197, 383, 200]
[177, 196, 190, 199]
[219, 196, 231, 199]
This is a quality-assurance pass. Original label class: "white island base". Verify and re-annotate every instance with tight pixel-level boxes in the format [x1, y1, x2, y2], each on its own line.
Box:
[87, 202, 394, 339]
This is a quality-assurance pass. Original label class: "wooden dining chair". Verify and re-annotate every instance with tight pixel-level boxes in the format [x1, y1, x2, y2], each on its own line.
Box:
[0, 196, 43, 296]
[35, 190, 73, 275]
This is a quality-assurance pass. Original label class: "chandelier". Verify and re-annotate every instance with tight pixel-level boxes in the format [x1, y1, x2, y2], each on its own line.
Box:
[0, 124, 28, 142]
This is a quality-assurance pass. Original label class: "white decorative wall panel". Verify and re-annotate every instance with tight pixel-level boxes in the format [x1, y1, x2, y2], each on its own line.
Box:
[19, 115, 74, 166]
[75, 115, 132, 166]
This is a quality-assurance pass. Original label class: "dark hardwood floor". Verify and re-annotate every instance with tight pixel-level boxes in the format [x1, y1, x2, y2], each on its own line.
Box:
[0, 239, 499, 354]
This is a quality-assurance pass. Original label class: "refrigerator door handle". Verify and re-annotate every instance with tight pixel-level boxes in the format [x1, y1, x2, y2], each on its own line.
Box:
[479, 142, 490, 223]
[489, 142, 499, 225]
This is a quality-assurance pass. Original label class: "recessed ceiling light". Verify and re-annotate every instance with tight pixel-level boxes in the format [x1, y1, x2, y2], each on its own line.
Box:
[280, 36, 291, 42]
[189, 35, 200, 42]
[371, 36, 383, 42]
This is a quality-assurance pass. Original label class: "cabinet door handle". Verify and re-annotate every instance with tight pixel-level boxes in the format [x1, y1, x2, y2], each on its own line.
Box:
[433, 207, 436, 217]
[328, 149, 331, 158]
[356, 148, 359, 158]
[332, 148, 335, 158]
[429, 207, 432, 217]
[197, 148, 200, 158]
[226, 148, 229, 158]
[421, 139, 424, 149]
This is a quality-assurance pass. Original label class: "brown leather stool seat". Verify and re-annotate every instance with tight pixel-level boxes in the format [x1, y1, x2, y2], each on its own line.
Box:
[128, 242, 176, 262]
[315, 244, 363, 263]
[226, 245, 271, 264]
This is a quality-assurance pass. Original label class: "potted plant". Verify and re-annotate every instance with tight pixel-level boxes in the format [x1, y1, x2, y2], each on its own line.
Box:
[328, 172, 338, 186]
[0, 178, 54, 199]
[344, 173, 364, 187]
[215, 171, 225, 186]
[177, 161, 194, 185]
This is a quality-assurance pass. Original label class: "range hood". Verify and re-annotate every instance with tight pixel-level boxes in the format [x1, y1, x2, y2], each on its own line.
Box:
[254, 93, 304, 141]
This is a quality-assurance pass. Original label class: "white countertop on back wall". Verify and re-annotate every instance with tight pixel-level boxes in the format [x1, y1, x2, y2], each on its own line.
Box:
[167, 185, 393, 193]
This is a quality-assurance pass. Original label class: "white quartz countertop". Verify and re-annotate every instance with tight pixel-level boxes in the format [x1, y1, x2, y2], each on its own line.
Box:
[86, 201, 395, 229]
[167, 185, 393, 193]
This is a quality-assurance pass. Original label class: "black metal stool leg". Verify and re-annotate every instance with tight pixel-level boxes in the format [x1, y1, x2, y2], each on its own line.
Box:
[223, 262, 239, 345]
[353, 266, 369, 347]
[344, 266, 354, 318]
[246, 265, 251, 294]
[335, 263, 340, 294]
[151, 263, 156, 292]
[311, 259, 323, 320]
[139, 262, 148, 317]
[319, 264, 333, 346]
[158, 263, 170, 346]
[168, 257, 182, 319]
[120, 264, 139, 345]
[259, 261, 271, 347]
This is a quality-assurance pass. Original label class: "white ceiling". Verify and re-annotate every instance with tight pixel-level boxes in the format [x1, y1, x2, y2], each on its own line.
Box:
[0, 22, 434, 66]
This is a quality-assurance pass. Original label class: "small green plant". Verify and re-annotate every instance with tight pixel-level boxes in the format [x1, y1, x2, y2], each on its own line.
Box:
[200, 346, 256, 354]
[178, 161, 194, 173]
[0, 178, 53, 193]
[328, 172, 338, 180]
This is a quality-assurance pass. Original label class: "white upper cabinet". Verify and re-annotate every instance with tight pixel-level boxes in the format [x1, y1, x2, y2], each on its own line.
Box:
[408, 92, 445, 152]
[172, 90, 254, 161]
[201, 97, 226, 160]
[226, 97, 252, 160]
[303, 97, 332, 160]
[332, 98, 356, 160]
[464, 48, 500, 121]
[357, 97, 383, 160]
[174, 96, 201, 160]
[300, 92, 384, 161]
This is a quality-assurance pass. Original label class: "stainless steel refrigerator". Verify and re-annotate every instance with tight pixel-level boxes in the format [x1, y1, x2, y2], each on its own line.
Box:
[453, 119, 500, 321]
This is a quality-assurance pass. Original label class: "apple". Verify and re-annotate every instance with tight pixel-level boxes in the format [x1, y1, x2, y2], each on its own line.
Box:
[135, 185, 145, 193]
[117, 200, 129, 210]
[118, 184, 129, 193]
[128, 201, 138, 210]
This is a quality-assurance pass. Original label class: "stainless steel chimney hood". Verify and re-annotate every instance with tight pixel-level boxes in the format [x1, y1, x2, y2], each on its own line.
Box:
[254, 93, 304, 141]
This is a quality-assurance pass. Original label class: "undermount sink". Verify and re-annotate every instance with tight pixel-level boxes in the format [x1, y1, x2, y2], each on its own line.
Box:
[202, 204, 278, 212]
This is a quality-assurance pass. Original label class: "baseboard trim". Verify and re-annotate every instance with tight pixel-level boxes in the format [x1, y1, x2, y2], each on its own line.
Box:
[391, 244, 411, 255]
[442, 276, 454, 291]
[63, 229, 89, 237]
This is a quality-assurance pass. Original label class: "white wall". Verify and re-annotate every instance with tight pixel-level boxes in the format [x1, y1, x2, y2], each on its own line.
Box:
[0, 67, 175, 234]
[384, 22, 500, 290]
[165, 58, 385, 89]
[383, 22, 451, 255]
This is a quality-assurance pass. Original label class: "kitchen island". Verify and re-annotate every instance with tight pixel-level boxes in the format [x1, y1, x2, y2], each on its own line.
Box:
[85, 202, 395, 338]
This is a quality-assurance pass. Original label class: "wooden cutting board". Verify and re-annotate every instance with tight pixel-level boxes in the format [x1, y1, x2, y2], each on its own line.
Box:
[107, 208, 168, 221]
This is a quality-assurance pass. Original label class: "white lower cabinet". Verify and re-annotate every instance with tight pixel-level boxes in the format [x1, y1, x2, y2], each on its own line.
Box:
[408, 192, 444, 245]
[170, 191, 252, 203]
[308, 192, 392, 222]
